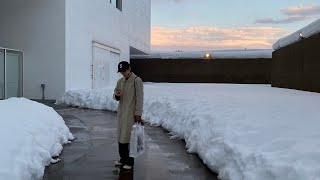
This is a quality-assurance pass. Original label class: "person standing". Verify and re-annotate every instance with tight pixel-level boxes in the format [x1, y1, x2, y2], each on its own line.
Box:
[113, 61, 144, 170]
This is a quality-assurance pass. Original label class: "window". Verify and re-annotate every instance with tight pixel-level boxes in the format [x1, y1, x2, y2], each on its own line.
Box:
[110, 0, 122, 11]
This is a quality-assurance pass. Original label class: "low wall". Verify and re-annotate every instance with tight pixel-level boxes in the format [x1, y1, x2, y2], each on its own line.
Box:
[131, 58, 271, 84]
[272, 32, 320, 92]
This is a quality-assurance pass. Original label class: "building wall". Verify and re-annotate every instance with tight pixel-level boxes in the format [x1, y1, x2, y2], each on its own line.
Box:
[127, 0, 151, 53]
[272, 32, 320, 92]
[131, 58, 271, 84]
[65, 0, 151, 91]
[0, 0, 66, 99]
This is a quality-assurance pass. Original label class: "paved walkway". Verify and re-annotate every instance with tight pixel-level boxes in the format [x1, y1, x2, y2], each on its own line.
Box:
[43, 108, 219, 180]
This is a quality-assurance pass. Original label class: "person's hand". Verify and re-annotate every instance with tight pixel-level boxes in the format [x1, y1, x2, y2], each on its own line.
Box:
[134, 115, 144, 126]
[115, 90, 123, 97]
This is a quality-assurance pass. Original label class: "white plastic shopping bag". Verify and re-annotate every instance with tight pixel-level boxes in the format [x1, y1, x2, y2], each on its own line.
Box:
[129, 123, 145, 158]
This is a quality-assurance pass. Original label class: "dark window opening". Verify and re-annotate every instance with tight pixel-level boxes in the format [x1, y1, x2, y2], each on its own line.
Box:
[110, 0, 122, 11]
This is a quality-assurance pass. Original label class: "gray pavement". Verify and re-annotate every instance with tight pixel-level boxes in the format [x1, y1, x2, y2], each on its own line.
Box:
[43, 108, 219, 180]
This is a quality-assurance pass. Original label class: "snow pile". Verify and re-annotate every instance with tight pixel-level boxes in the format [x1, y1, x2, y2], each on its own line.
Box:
[0, 98, 74, 180]
[55, 88, 118, 111]
[273, 18, 320, 50]
[57, 83, 320, 180]
[131, 49, 273, 59]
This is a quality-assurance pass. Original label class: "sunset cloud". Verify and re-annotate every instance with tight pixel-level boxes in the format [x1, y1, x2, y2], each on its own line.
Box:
[151, 26, 287, 51]
[255, 16, 311, 24]
[256, 4, 320, 24]
[282, 4, 320, 16]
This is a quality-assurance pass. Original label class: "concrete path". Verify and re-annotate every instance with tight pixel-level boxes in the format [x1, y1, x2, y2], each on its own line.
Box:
[43, 108, 219, 180]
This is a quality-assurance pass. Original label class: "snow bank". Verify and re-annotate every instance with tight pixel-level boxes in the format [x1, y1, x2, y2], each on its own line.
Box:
[57, 83, 320, 180]
[55, 88, 118, 111]
[273, 18, 320, 50]
[0, 98, 74, 180]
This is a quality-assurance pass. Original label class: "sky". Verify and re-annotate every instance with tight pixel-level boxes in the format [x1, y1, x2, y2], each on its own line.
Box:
[151, 0, 320, 51]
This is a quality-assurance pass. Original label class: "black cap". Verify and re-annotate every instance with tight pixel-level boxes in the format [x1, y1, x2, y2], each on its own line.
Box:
[117, 61, 130, 72]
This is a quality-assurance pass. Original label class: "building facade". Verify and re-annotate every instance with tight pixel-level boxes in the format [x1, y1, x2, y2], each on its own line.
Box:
[0, 0, 151, 100]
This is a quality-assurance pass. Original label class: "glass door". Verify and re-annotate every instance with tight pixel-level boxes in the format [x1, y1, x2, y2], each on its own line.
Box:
[0, 49, 4, 99]
[5, 50, 23, 98]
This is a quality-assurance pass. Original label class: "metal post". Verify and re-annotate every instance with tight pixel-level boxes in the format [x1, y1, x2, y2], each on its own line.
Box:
[4, 49, 6, 99]
[41, 84, 45, 100]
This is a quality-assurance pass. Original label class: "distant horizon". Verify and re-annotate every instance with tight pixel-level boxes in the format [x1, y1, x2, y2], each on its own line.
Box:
[149, 48, 273, 53]
[151, 0, 320, 51]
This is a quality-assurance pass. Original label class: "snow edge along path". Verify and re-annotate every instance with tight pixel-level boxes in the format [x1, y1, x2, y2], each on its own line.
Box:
[55, 87, 243, 179]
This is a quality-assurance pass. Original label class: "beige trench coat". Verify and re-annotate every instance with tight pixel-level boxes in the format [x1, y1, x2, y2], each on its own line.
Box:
[113, 73, 144, 144]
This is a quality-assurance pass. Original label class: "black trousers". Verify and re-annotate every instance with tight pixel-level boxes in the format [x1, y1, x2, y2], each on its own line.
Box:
[119, 143, 134, 166]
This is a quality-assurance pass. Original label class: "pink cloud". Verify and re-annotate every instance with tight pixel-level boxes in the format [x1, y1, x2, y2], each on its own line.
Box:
[282, 4, 320, 16]
[256, 4, 320, 24]
[255, 16, 312, 24]
[151, 26, 287, 51]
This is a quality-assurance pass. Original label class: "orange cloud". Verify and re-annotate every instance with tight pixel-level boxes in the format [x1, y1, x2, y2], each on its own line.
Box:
[151, 26, 287, 51]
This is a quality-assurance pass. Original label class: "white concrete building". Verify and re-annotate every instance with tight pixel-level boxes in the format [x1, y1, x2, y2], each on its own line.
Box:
[0, 0, 151, 100]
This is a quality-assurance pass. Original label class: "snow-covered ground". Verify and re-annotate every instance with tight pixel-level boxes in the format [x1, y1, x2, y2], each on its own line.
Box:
[56, 83, 320, 180]
[273, 18, 320, 50]
[0, 98, 74, 180]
